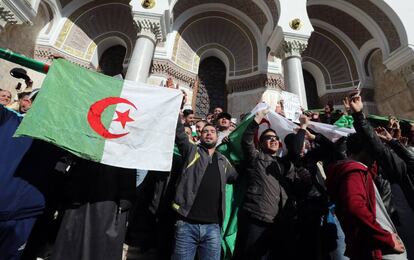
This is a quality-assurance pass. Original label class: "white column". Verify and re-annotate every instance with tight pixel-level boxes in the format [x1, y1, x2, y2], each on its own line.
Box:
[125, 36, 156, 82]
[283, 56, 307, 109]
[125, 18, 161, 83]
[280, 39, 308, 109]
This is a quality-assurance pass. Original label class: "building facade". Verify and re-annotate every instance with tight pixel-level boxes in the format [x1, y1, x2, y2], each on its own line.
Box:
[1, 0, 414, 119]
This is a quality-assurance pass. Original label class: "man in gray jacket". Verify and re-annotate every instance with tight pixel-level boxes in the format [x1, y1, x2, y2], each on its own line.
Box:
[171, 118, 237, 260]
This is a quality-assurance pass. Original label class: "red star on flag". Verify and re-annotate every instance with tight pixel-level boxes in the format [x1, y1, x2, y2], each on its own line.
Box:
[113, 109, 134, 128]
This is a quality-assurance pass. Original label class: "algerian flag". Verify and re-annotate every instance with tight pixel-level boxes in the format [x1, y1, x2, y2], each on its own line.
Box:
[15, 59, 182, 171]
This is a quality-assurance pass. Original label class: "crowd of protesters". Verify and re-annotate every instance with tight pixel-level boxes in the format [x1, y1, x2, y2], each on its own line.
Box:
[1, 69, 414, 260]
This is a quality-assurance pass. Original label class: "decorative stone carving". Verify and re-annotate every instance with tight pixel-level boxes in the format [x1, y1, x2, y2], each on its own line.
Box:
[228, 73, 284, 93]
[397, 60, 414, 80]
[0, 2, 22, 31]
[150, 59, 198, 87]
[134, 17, 163, 43]
[277, 38, 308, 58]
[0, 0, 36, 31]
[34, 44, 94, 69]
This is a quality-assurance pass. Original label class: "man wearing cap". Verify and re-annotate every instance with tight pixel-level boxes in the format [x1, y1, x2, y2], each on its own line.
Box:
[216, 112, 232, 146]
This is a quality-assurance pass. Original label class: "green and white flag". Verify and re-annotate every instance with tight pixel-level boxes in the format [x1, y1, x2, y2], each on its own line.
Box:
[15, 59, 182, 171]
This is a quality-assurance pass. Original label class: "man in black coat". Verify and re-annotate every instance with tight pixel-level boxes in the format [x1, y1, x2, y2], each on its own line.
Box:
[346, 95, 414, 211]
[234, 109, 306, 260]
[346, 95, 414, 259]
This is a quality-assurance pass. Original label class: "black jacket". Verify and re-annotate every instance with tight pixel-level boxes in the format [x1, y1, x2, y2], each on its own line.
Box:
[241, 120, 298, 223]
[172, 119, 238, 223]
[284, 130, 330, 218]
[352, 111, 414, 210]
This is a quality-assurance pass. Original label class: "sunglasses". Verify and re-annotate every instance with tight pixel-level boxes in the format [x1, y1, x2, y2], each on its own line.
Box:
[263, 135, 279, 142]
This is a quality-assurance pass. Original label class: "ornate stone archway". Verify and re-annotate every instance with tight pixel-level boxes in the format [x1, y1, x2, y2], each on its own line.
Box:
[196, 57, 227, 117]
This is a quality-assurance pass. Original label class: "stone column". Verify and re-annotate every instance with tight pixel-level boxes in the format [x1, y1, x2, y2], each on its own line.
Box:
[125, 18, 162, 83]
[280, 39, 308, 109]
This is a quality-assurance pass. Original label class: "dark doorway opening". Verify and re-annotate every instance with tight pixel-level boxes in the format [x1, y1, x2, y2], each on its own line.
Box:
[196, 57, 227, 118]
[99, 45, 126, 77]
[303, 69, 321, 109]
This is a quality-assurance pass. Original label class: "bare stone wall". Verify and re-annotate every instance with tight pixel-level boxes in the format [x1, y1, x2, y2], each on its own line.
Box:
[228, 89, 266, 120]
[370, 50, 414, 119]
[0, 5, 49, 98]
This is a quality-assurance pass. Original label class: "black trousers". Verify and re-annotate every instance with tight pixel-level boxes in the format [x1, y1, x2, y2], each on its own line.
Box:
[233, 210, 297, 260]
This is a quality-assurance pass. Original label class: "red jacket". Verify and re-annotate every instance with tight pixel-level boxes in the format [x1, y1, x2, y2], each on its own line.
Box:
[326, 160, 395, 260]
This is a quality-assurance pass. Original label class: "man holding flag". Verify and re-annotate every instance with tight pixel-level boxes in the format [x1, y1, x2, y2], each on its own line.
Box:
[233, 108, 310, 260]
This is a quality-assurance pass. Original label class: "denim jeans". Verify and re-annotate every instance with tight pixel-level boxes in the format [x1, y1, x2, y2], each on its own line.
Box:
[329, 214, 349, 260]
[172, 220, 221, 260]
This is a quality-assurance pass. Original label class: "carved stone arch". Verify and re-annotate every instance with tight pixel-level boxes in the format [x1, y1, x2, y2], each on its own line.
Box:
[173, 11, 258, 77]
[37, 1, 55, 35]
[90, 35, 129, 70]
[197, 46, 232, 82]
[302, 61, 327, 97]
[49, 3, 136, 67]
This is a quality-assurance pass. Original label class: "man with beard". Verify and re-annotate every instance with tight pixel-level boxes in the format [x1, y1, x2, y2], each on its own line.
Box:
[171, 116, 238, 260]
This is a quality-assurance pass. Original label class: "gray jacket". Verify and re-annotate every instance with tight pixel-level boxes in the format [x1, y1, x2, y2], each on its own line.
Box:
[172, 120, 238, 223]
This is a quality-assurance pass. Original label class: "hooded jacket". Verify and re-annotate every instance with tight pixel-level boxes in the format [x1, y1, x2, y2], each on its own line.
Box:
[326, 160, 395, 260]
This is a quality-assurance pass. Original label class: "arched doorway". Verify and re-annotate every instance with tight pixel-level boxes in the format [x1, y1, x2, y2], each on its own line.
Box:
[196, 57, 227, 118]
[99, 45, 126, 77]
[303, 69, 321, 109]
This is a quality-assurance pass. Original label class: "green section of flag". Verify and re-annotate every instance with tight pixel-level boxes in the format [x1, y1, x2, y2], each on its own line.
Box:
[15, 59, 123, 161]
[217, 115, 254, 259]
[334, 115, 354, 128]
[218, 114, 254, 164]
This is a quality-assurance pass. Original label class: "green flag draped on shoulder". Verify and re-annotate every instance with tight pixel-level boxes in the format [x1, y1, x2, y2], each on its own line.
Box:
[217, 115, 254, 259]
[15, 59, 182, 171]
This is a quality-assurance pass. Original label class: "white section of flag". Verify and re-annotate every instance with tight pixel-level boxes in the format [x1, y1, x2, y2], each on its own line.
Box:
[251, 102, 355, 145]
[101, 81, 182, 171]
[308, 121, 355, 142]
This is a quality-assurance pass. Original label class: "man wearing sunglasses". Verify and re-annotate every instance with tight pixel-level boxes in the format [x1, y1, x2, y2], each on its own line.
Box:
[235, 109, 300, 260]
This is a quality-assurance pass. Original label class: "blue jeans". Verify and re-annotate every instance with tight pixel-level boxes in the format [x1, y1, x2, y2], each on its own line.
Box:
[172, 220, 221, 260]
[329, 214, 349, 260]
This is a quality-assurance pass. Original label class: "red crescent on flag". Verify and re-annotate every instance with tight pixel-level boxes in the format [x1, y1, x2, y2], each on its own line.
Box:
[87, 97, 137, 139]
